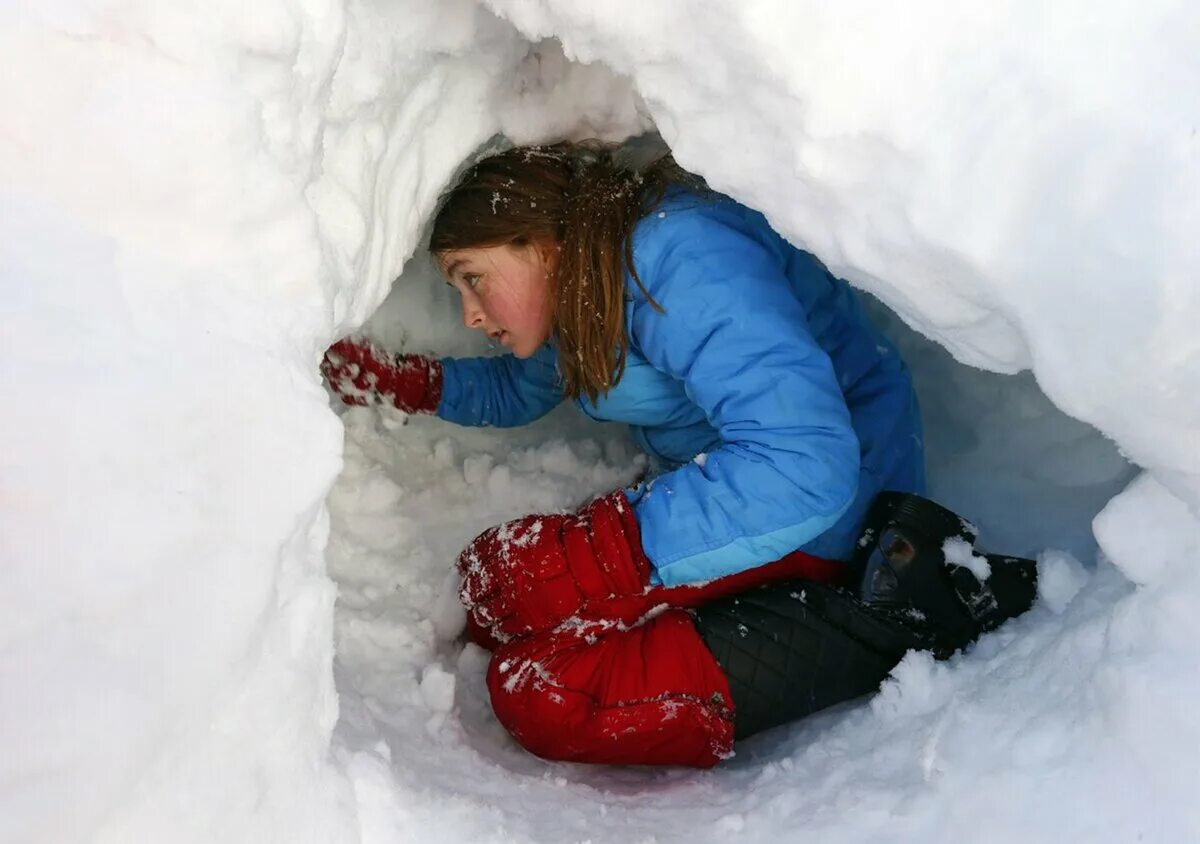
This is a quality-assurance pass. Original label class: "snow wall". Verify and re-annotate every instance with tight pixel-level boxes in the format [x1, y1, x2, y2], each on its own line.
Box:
[2, 1, 1198, 842]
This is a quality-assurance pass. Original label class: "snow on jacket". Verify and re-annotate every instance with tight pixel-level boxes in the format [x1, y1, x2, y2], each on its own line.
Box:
[436, 189, 925, 587]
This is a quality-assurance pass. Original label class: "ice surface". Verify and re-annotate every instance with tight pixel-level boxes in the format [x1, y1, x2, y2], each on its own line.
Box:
[3, 0, 1199, 842]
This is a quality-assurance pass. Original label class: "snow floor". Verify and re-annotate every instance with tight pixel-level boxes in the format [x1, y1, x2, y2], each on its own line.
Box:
[323, 257, 1148, 843]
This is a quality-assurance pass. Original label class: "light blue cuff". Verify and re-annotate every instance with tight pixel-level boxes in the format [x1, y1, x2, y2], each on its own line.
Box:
[651, 495, 854, 587]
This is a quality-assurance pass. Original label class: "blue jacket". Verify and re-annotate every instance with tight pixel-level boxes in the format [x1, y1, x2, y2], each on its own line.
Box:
[437, 190, 925, 587]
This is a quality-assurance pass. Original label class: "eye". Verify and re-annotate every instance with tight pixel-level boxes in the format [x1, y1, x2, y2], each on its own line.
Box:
[463, 273, 482, 289]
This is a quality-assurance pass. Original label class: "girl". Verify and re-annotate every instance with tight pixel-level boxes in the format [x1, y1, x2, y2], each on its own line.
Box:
[323, 143, 928, 767]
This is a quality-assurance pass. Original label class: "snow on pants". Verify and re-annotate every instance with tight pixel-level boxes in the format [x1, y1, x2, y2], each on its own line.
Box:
[468, 549, 845, 767]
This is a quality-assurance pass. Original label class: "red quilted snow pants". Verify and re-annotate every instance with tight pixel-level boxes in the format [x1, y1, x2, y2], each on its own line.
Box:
[470, 549, 845, 767]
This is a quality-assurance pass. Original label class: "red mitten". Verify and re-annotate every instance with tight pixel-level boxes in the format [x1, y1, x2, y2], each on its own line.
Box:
[320, 338, 442, 413]
[457, 490, 651, 642]
[458, 489, 851, 648]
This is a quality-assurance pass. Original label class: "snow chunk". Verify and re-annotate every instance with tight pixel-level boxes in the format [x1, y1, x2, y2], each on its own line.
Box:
[431, 567, 468, 642]
[943, 536, 991, 581]
[1094, 473, 1200, 587]
[419, 665, 456, 714]
[1037, 549, 1090, 614]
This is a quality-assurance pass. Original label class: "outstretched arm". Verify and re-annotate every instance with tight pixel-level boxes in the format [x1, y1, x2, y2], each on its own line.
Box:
[437, 344, 563, 428]
[322, 338, 562, 428]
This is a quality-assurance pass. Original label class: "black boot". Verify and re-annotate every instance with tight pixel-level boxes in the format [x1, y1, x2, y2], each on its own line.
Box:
[693, 494, 1039, 740]
[692, 581, 932, 740]
[849, 493, 1038, 657]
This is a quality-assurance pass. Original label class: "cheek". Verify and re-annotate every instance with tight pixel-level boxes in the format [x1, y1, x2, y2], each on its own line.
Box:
[477, 289, 519, 326]
[491, 270, 551, 332]
[520, 271, 554, 329]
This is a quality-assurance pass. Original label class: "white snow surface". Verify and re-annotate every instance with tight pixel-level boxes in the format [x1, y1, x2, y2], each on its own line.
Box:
[2, 1, 1198, 842]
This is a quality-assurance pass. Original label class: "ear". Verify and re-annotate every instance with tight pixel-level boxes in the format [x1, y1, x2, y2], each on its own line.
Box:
[534, 237, 561, 272]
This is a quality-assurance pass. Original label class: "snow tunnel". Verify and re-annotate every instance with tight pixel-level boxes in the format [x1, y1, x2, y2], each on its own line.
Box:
[3, 2, 1199, 842]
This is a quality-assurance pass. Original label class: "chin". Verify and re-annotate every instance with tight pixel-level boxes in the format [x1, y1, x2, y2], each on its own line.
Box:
[509, 334, 549, 359]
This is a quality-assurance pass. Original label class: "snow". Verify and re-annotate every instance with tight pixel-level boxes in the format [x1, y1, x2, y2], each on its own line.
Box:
[1037, 550, 1090, 615]
[3, 1, 1199, 843]
[942, 537, 992, 581]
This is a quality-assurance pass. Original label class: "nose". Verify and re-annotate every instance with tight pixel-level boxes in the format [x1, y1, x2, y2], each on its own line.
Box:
[460, 293, 486, 330]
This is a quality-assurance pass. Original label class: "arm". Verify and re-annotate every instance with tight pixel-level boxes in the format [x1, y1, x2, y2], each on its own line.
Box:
[322, 338, 562, 428]
[627, 212, 861, 586]
[437, 343, 563, 428]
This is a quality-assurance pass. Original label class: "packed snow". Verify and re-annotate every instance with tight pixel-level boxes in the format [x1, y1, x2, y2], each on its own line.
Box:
[2, 1, 1198, 843]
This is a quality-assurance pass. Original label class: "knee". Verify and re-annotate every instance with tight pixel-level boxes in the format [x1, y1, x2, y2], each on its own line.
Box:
[482, 613, 736, 767]
[485, 636, 586, 761]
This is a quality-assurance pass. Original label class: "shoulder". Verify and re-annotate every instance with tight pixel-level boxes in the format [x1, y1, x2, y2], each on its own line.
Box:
[626, 187, 785, 305]
[630, 187, 743, 255]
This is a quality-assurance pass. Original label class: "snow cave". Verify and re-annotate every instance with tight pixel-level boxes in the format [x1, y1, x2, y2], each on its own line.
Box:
[4, 3, 1199, 843]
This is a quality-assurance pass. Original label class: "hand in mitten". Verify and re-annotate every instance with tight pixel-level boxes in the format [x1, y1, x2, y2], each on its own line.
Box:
[321, 338, 442, 413]
[457, 490, 651, 642]
[458, 488, 851, 648]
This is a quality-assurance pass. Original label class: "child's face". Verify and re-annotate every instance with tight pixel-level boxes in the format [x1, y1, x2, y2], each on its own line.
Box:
[439, 242, 557, 358]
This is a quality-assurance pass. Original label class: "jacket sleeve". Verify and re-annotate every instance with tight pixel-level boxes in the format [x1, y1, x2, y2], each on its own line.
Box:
[436, 344, 563, 428]
[626, 211, 861, 586]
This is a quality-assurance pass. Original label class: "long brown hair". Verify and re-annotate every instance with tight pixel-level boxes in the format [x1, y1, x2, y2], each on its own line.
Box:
[429, 141, 699, 403]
